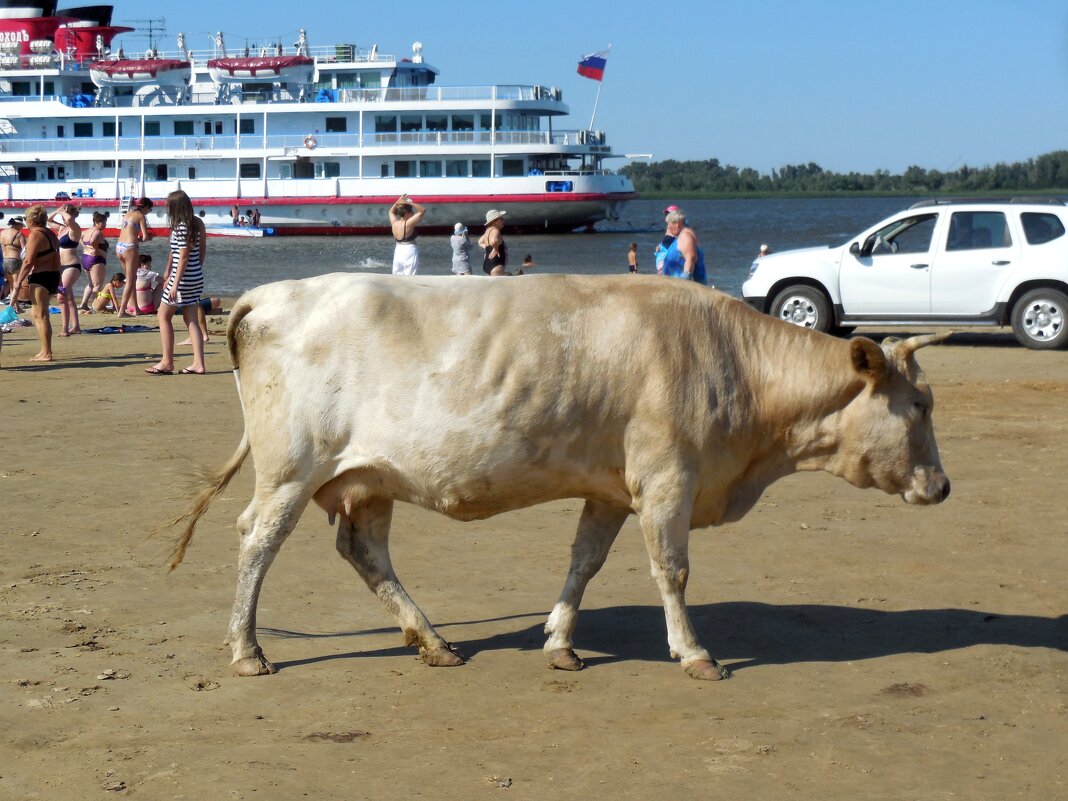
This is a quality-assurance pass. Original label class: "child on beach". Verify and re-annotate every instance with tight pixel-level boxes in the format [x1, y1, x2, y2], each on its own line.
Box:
[92, 272, 126, 313]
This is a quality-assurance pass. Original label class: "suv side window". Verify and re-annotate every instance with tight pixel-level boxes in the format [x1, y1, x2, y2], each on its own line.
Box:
[947, 211, 1011, 251]
[1020, 212, 1065, 245]
[864, 214, 937, 255]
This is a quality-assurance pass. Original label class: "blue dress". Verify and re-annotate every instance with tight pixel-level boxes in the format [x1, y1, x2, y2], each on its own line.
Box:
[655, 232, 707, 284]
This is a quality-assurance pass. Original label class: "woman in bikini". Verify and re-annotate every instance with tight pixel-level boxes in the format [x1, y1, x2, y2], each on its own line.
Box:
[115, 197, 153, 319]
[389, 194, 426, 275]
[49, 204, 82, 336]
[78, 212, 108, 313]
[146, 190, 206, 375]
[1, 216, 24, 302]
[8, 205, 61, 361]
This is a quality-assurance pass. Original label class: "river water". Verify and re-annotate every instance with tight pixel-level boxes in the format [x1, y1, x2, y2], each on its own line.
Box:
[141, 196, 924, 298]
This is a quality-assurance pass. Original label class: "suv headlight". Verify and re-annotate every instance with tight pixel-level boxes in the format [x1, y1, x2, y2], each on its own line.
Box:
[749, 260, 760, 277]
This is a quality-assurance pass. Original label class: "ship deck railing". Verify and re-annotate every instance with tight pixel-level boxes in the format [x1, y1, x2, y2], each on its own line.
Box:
[0, 129, 604, 154]
[0, 79, 563, 106]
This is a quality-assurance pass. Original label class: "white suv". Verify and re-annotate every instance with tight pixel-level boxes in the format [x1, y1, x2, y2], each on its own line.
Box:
[741, 198, 1068, 349]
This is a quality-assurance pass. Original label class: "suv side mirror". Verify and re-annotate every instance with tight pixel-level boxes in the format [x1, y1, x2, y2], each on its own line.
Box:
[849, 242, 860, 256]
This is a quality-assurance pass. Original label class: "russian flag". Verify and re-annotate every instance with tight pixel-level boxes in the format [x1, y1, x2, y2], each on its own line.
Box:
[577, 49, 608, 81]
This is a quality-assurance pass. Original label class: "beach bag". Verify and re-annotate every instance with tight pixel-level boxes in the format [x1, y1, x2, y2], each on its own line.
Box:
[0, 304, 18, 325]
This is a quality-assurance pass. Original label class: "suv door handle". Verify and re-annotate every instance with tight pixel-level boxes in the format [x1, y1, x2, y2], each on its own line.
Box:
[992, 260, 1011, 265]
[910, 263, 929, 269]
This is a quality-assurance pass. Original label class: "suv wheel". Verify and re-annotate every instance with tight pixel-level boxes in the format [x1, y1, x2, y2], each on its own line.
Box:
[1011, 288, 1068, 350]
[770, 285, 833, 333]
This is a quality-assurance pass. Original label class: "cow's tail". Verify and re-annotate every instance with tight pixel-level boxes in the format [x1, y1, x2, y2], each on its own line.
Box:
[168, 294, 258, 570]
[167, 433, 250, 571]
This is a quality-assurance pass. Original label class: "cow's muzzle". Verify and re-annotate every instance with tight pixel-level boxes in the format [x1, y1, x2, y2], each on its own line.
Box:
[903, 467, 951, 505]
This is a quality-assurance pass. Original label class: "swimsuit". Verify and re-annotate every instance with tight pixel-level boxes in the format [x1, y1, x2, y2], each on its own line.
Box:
[482, 239, 508, 275]
[115, 241, 135, 255]
[27, 270, 60, 294]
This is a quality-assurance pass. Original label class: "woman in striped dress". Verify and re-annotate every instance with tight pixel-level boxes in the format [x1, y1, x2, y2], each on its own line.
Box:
[146, 190, 207, 375]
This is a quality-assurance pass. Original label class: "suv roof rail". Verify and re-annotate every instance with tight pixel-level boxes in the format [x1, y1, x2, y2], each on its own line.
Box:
[909, 196, 1066, 208]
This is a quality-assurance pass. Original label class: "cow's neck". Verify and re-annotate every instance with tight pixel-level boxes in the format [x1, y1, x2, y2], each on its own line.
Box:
[726, 326, 865, 511]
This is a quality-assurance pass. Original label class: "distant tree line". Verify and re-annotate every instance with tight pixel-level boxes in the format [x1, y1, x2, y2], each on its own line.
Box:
[619, 150, 1068, 196]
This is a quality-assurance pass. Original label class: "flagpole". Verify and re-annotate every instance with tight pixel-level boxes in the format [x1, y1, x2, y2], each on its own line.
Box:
[588, 44, 611, 131]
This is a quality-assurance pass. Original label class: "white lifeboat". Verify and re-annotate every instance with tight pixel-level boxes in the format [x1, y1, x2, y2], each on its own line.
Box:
[89, 57, 191, 88]
[207, 54, 313, 84]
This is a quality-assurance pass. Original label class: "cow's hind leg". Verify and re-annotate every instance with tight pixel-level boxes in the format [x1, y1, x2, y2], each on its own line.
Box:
[640, 491, 731, 681]
[544, 500, 629, 671]
[336, 498, 463, 667]
[229, 485, 311, 676]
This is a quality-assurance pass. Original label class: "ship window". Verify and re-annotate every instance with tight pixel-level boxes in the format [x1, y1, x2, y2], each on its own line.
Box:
[316, 162, 341, 178]
[399, 115, 422, 133]
[102, 121, 123, 137]
[102, 160, 115, 167]
[419, 160, 442, 178]
[501, 159, 524, 177]
[451, 114, 474, 132]
[45, 81, 54, 95]
[446, 160, 467, 177]
[394, 160, 414, 178]
[17, 167, 36, 181]
[375, 115, 397, 133]
[74, 122, 93, 138]
[174, 121, 194, 136]
[11, 81, 32, 97]
[71, 163, 89, 179]
[237, 119, 255, 135]
[361, 73, 381, 89]
[325, 117, 347, 133]
[239, 162, 261, 178]
[56, 125, 65, 138]
[478, 114, 493, 132]
[188, 166, 196, 179]
[472, 159, 490, 178]
[380, 163, 390, 177]
[279, 163, 293, 179]
[335, 74, 358, 89]
[425, 114, 447, 132]
[144, 121, 161, 137]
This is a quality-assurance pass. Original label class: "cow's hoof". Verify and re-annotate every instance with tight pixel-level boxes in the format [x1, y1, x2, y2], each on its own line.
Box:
[233, 652, 277, 677]
[421, 643, 465, 667]
[683, 659, 731, 681]
[547, 648, 585, 671]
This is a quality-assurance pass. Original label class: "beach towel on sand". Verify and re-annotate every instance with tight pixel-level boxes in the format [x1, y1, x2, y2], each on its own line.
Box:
[85, 325, 159, 334]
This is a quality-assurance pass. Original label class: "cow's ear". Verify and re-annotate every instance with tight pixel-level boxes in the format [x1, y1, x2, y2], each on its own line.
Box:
[850, 337, 888, 383]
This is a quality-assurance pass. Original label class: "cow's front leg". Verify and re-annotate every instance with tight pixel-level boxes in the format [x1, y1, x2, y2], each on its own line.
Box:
[229, 486, 310, 676]
[336, 497, 463, 667]
[544, 500, 629, 671]
[639, 491, 730, 681]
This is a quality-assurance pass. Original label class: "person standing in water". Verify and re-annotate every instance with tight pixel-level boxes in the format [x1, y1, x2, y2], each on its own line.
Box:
[389, 194, 426, 275]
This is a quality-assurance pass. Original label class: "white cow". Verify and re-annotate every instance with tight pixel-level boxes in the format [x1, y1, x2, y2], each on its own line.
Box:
[169, 273, 950, 681]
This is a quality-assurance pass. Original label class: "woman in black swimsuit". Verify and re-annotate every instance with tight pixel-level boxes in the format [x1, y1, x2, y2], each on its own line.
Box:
[50, 204, 82, 335]
[479, 209, 509, 275]
[8, 205, 62, 361]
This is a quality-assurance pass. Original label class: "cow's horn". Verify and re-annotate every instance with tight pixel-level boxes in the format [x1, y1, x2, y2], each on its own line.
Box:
[893, 331, 955, 356]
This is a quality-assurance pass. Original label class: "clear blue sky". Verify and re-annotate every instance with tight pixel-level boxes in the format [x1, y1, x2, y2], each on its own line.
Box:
[116, 0, 1068, 174]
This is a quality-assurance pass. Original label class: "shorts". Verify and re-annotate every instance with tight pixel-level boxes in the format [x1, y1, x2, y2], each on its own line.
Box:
[27, 270, 60, 294]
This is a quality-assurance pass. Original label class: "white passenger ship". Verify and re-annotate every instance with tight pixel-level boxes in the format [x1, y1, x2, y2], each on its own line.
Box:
[0, 2, 636, 235]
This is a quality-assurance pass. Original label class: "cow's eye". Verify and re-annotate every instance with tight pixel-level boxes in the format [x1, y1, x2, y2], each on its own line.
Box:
[913, 402, 929, 418]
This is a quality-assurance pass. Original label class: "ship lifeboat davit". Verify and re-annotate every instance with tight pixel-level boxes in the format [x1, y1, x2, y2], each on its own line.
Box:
[207, 54, 313, 84]
[89, 57, 191, 87]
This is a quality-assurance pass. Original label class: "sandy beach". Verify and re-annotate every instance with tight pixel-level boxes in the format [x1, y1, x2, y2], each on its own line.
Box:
[1, 311, 1065, 799]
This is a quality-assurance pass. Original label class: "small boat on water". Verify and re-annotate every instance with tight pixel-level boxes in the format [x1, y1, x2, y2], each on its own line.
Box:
[0, 3, 635, 235]
[205, 225, 274, 238]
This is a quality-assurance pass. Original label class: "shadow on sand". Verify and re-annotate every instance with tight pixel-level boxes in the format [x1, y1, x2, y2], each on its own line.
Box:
[262, 602, 1067, 673]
